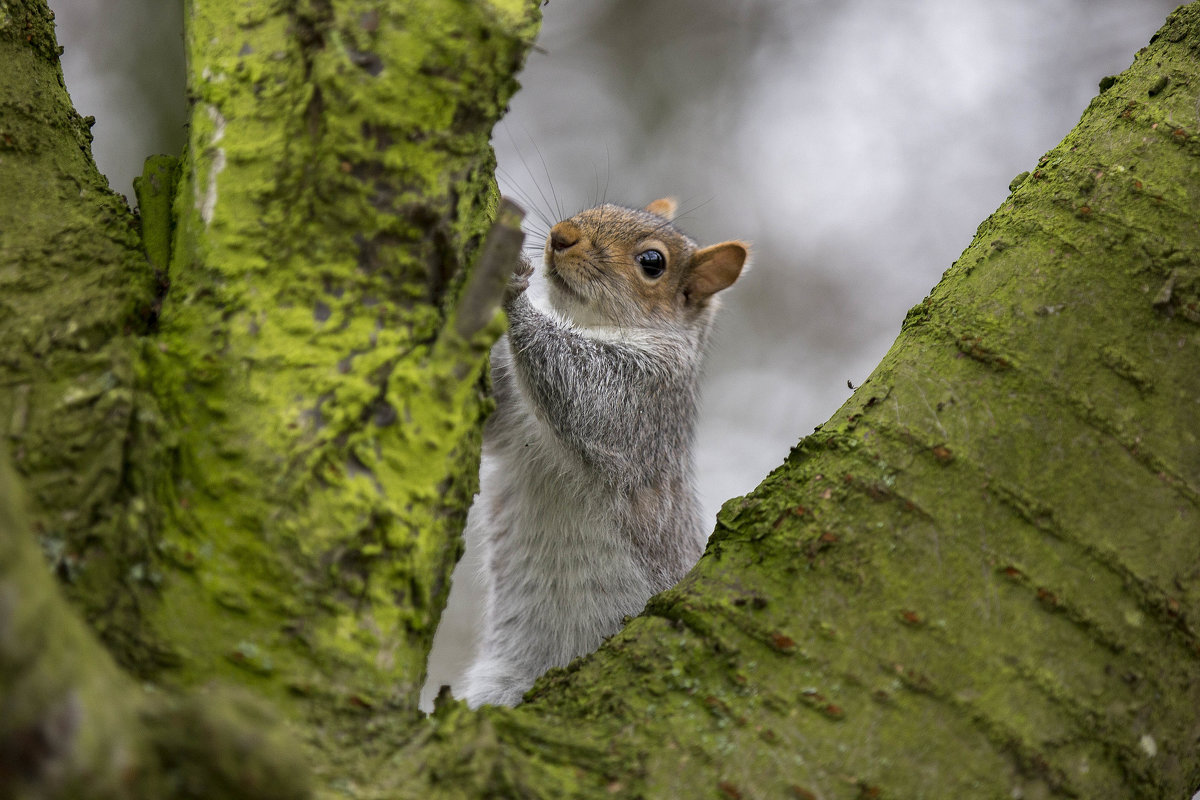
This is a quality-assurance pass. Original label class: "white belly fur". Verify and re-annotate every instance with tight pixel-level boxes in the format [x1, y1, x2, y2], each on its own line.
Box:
[460, 393, 658, 707]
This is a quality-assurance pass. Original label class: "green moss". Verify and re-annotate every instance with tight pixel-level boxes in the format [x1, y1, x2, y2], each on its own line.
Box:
[0, 447, 145, 800]
[133, 154, 181, 276]
[1, 435, 315, 800]
[0, 0, 178, 679]
[128, 0, 543, 768]
[9, 0, 1199, 795]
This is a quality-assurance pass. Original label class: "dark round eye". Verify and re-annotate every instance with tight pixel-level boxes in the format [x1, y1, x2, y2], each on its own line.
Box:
[636, 249, 666, 279]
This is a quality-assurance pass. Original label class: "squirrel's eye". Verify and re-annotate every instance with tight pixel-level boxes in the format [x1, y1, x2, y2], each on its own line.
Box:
[637, 250, 666, 279]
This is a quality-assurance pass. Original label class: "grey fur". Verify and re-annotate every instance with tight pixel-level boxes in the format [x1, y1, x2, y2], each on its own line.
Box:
[459, 208, 737, 708]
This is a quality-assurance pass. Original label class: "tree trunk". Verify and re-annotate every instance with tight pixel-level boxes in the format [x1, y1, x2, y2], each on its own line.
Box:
[2, 0, 539, 796]
[2, 1, 1199, 798]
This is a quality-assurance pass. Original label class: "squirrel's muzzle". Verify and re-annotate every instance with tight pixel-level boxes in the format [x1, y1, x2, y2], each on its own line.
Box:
[549, 221, 581, 253]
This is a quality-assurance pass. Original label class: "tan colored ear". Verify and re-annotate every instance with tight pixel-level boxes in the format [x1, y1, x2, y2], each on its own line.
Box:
[684, 241, 748, 305]
[644, 197, 677, 221]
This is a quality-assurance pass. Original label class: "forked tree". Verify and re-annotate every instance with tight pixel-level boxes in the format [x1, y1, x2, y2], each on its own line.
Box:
[1, 1, 1198, 797]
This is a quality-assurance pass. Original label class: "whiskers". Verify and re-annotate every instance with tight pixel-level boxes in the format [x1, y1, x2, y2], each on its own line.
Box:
[494, 121, 618, 245]
[494, 120, 713, 244]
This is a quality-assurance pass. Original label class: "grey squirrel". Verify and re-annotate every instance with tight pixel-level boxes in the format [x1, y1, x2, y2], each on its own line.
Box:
[459, 197, 748, 707]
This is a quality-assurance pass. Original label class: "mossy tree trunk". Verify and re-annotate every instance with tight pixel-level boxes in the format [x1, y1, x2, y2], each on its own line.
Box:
[2, 0, 538, 796]
[2, 0, 1199, 798]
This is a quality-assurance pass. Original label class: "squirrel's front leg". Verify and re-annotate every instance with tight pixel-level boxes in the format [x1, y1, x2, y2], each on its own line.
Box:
[500, 267, 649, 480]
[485, 255, 535, 406]
[504, 254, 534, 308]
[499, 254, 562, 404]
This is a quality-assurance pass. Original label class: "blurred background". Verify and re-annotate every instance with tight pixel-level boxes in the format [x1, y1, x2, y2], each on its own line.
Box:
[50, 0, 1182, 707]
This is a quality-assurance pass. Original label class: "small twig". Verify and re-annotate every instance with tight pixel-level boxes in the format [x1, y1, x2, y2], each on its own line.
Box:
[454, 198, 526, 340]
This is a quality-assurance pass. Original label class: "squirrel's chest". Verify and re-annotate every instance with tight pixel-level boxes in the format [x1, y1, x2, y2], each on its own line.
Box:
[483, 398, 617, 537]
[477, 397, 653, 588]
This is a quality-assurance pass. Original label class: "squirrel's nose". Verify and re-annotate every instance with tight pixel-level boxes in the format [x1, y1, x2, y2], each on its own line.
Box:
[549, 222, 580, 253]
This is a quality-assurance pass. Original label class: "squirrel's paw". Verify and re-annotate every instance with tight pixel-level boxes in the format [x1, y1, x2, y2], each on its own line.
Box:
[505, 255, 534, 305]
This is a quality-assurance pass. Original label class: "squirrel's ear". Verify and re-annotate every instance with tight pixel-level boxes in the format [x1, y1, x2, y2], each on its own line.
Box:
[684, 241, 748, 305]
[645, 197, 677, 221]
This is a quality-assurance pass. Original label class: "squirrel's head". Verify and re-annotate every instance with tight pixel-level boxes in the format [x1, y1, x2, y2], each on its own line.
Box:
[543, 198, 748, 331]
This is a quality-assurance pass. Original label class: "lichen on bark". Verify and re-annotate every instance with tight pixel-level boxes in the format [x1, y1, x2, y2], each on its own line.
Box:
[143, 0, 542, 731]
[4, 0, 541, 795]
[0, 0, 170, 674]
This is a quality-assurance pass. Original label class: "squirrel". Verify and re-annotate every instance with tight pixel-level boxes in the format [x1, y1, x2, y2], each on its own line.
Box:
[458, 197, 749, 707]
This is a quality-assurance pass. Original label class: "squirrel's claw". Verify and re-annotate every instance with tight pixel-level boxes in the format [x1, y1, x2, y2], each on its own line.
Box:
[505, 255, 534, 306]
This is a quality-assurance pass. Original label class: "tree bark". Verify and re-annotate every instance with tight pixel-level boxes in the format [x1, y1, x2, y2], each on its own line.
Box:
[2, 0, 1198, 798]
[3, 0, 539, 796]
